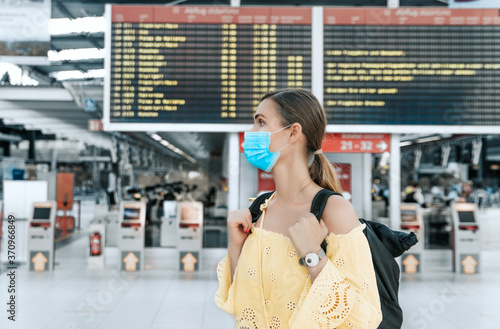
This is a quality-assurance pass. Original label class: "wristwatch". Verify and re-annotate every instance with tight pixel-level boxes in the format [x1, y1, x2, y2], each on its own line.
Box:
[299, 249, 326, 267]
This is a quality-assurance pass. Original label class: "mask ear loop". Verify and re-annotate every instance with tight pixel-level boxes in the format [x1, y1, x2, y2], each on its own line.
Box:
[258, 192, 275, 329]
[270, 123, 292, 135]
[276, 143, 290, 153]
[270, 124, 292, 154]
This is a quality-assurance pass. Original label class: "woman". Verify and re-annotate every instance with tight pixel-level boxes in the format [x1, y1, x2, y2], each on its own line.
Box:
[215, 89, 382, 329]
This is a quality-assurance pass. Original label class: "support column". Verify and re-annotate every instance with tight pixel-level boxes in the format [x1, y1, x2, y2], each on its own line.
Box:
[362, 153, 373, 220]
[51, 149, 58, 171]
[311, 7, 324, 105]
[93, 147, 100, 191]
[28, 130, 36, 160]
[227, 132, 240, 212]
[389, 134, 401, 230]
[477, 137, 486, 181]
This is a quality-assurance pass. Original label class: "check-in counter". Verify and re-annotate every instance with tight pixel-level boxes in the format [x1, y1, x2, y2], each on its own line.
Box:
[28, 201, 57, 272]
[400, 203, 424, 274]
[118, 201, 146, 271]
[451, 203, 481, 274]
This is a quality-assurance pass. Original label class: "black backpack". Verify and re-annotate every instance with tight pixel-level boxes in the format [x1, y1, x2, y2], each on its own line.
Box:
[249, 189, 418, 329]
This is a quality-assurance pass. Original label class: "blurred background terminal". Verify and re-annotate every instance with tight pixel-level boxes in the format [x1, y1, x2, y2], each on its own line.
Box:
[0, 0, 499, 328]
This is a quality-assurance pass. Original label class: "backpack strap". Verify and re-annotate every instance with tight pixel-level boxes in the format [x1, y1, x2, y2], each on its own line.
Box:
[248, 189, 344, 253]
[310, 189, 343, 253]
[311, 188, 343, 219]
[248, 191, 275, 223]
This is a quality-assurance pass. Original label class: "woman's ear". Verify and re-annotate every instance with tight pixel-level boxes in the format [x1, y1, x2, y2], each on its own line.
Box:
[288, 122, 303, 144]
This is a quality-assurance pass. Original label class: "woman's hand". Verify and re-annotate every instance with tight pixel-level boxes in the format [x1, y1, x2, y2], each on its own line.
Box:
[227, 209, 253, 248]
[288, 213, 329, 258]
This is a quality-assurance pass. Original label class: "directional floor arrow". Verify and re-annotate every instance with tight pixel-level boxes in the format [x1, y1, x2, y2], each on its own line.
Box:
[181, 252, 198, 272]
[123, 252, 139, 271]
[32, 252, 48, 272]
[402, 254, 420, 274]
[461, 255, 478, 274]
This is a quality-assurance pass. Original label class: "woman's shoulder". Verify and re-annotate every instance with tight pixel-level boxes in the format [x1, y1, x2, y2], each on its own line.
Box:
[322, 193, 361, 235]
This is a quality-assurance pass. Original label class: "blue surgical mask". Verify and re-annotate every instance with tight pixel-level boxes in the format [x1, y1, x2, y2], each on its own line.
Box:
[243, 124, 292, 172]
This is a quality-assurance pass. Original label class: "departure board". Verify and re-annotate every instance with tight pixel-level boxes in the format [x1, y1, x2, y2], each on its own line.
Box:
[324, 8, 500, 125]
[109, 6, 311, 124]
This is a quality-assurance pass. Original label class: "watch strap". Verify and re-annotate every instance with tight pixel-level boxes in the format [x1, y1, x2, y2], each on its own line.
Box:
[299, 248, 326, 267]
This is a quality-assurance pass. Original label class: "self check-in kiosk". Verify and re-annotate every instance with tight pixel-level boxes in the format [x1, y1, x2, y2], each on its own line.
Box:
[177, 202, 203, 272]
[451, 203, 481, 274]
[118, 201, 146, 271]
[400, 203, 424, 274]
[28, 201, 57, 272]
[161, 201, 178, 248]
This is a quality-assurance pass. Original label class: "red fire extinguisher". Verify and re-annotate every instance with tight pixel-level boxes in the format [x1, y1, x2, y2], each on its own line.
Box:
[90, 231, 101, 256]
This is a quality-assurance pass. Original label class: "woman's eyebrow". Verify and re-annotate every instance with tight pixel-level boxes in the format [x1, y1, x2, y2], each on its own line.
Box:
[254, 113, 266, 120]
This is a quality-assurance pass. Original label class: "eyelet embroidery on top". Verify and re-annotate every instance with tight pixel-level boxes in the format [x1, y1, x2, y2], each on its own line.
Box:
[314, 282, 353, 325]
[242, 307, 256, 321]
[270, 273, 276, 282]
[236, 318, 256, 329]
[248, 267, 256, 276]
[217, 263, 224, 276]
[286, 301, 296, 311]
[361, 282, 369, 290]
[265, 246, 271, 254]
[270, 316, 281, 329]
[214, 257, 235, 311]
[288, 250, 297, 258]
[335, 258, 345, 267]
[237, 308, 257, 329]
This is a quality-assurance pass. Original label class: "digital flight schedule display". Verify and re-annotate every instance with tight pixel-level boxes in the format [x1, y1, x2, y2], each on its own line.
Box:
[109, 6, 311, 124]
[323, 8, 500, 125]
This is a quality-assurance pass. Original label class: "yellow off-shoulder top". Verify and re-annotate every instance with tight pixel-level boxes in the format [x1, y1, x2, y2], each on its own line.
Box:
[214, 195, 382, 329]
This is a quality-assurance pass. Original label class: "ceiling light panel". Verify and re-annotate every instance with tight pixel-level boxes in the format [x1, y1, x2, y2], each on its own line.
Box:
[50, 69, 105, 81]
[49, 17, 106, 35]
[48, 48, 105, 62]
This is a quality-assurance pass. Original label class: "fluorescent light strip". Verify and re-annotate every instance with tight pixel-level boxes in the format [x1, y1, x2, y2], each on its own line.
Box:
[48, 48, 104, 62]
[49, 17, 106, 35]
[415, 136, 441, 144]
[399, 141, 413, 147]
[149, 133, 196, 163]
[151, 133, 162, 141]
[50, 69, 105, 81]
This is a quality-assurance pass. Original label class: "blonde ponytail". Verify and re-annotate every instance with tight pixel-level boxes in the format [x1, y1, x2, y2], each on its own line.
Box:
[309, 153, 343, 194]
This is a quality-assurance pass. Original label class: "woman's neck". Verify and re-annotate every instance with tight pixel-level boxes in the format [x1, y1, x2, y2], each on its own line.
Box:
[271, 157, 317, 204]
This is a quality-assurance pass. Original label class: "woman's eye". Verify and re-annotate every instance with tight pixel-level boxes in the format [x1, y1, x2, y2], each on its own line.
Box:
[259, 120, 264, 126]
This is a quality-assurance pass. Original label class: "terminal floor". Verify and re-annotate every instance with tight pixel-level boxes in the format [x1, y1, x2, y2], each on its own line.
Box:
[1, 199, 499, 329]
[1, 237, 499, 329]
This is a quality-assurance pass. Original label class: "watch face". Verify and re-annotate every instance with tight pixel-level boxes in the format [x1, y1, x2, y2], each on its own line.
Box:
[305, 253, 320, 267]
